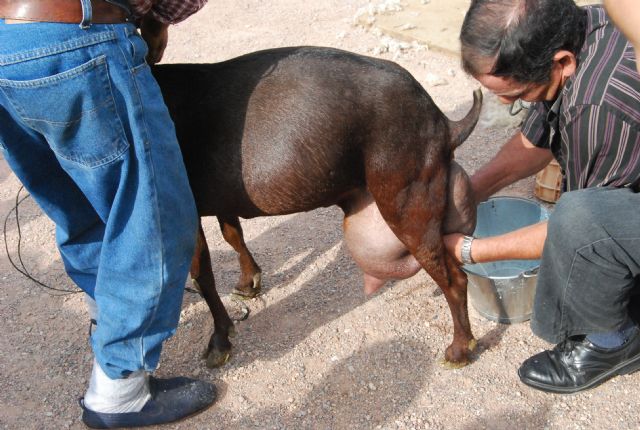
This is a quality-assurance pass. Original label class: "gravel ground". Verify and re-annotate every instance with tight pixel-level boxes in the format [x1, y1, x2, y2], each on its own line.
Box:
[2, 1, 639, 429]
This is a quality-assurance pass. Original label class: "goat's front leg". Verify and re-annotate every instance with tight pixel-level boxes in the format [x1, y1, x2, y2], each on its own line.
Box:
[190, 224, 235, 368]
[218, 216, 262, 298]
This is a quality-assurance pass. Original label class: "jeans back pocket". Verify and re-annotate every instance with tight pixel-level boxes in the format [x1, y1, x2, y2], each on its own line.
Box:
[0, 55, 129, 168]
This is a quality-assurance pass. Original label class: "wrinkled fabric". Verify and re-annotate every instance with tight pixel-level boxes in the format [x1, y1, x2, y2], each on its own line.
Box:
[0, 19, 198, 378]
[532, 187, 640, 343]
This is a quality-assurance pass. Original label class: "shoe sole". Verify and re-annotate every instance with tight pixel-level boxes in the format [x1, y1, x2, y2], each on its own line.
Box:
[519, 352, 640, 394]
[82, 383, 218, 429]
[83, 399, 216, 429]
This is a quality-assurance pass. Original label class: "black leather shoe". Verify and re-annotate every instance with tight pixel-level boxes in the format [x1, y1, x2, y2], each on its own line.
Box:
[518, 328, 640, 394]
[80, 376, 217, 429]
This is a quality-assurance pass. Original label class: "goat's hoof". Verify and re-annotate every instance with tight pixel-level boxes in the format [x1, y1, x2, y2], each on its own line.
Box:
[439, 358, 470, 369]
[202, 347, 232, 368]
[190, 278, 202, 293]
[232, 286, 261, 299]
[440, 339, 477, 368]
[232, 273, 262, 299]
[232, 288, 259, 299]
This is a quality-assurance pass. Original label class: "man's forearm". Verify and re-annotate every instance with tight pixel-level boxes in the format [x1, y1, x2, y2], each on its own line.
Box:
[471, 220, 548, 262]
[472, 131, 554, 203]
[444, 221, 548, 265]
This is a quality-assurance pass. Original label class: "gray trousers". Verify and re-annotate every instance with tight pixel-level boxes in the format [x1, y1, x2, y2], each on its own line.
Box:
[531, 187, 640, 343]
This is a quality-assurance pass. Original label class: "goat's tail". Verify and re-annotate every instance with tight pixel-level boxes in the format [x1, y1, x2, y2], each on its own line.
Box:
[449, 89, 483, 150]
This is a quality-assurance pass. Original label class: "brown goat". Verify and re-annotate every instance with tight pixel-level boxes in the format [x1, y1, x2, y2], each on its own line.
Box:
[152, 46, 482, 368]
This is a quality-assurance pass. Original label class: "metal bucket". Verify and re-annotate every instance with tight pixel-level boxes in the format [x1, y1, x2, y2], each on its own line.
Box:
[463, 197, 549, 323]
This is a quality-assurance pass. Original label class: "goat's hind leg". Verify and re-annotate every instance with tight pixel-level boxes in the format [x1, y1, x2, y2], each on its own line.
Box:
[408, 239, 476, 367]
[218, 216, 262, 298]
[413, 245, 476, 367]
[439, 254, 477, 367]
[190, 223, 235, 368]
[369, 170, 476, 367]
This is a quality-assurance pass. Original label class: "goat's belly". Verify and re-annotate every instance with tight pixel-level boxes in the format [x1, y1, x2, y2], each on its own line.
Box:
[343, 194, 420, 294]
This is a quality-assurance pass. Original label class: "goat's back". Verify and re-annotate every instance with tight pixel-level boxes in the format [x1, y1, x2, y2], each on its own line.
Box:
[152, 47, 450, 217]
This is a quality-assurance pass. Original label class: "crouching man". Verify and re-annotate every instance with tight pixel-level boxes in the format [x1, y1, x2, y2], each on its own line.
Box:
[445, 0, 640, 394]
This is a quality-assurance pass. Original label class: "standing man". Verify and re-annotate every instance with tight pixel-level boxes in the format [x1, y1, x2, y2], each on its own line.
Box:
[0, 0, 214, 427]
[445, 0, 640, 394]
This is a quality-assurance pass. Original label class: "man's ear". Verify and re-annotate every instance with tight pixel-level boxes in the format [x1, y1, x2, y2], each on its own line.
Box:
[553, 50, 577, 79]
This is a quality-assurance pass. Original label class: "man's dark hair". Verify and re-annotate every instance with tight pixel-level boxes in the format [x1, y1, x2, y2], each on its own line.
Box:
[460, 0, 586, 84]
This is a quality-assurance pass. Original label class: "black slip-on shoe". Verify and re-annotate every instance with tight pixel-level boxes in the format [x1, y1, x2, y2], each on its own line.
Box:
[518, 328, 640, 394]
[80, 376, 216, 429]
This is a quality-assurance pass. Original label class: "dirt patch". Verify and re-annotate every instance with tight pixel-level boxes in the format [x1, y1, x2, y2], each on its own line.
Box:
[1, 1, 638, 429]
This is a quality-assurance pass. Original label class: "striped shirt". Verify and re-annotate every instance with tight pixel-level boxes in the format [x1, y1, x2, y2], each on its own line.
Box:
[521, 5, 640, 191]
[130, 0, 208, 24]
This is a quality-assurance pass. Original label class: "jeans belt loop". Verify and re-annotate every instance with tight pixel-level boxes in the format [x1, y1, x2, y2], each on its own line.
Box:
[80, 0, 93, 29]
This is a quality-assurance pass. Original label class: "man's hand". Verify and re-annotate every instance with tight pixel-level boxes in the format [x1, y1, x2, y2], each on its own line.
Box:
[140, 15, 169, 64]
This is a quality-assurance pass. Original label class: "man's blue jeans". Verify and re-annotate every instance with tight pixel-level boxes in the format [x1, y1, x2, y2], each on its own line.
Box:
[0, 19, 198, 379]
[532, 187, 640, 343]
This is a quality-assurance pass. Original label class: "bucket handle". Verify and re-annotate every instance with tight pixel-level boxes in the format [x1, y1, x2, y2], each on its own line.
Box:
[522, 267, 539, 278]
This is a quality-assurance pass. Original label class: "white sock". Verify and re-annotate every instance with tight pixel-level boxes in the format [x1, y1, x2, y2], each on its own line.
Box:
[83, 359, 151, 413]
[84, 295, 99, 322]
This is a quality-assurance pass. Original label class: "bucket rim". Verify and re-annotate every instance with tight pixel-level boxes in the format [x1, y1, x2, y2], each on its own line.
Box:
[481, 195, 548, 207]
[461, 263, 540, 279]
[461, 196, 548, 278]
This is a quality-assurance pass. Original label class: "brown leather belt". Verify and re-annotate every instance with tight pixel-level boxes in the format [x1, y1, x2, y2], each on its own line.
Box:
[0, 0, 130, 24]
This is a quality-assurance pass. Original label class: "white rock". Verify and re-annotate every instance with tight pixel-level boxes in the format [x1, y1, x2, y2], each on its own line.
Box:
[398, 23, 416, 31]
[425, 73, 448, 87]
